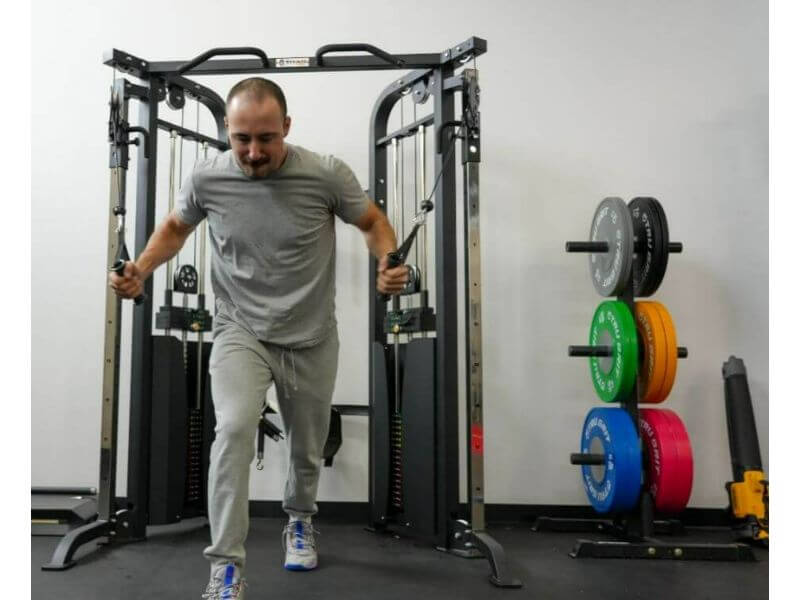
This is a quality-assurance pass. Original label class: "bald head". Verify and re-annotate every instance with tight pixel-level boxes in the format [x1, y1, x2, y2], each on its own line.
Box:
[226, 77, 287, 118]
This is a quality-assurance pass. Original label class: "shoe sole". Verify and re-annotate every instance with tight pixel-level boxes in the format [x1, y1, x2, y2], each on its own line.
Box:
[284, 562, 318, 571]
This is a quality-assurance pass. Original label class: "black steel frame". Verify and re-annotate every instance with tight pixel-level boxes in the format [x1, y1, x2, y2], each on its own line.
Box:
[366, 42, 520, 588]
[45, 37, 521, 587]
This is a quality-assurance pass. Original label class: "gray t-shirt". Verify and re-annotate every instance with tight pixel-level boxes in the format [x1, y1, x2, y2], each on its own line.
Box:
[175, 144, 369, 347]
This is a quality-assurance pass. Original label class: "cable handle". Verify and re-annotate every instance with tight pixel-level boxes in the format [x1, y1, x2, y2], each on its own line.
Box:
[126, 126, 150, 159]
[437, 121, 463, 154]
[177, 47, 270, 74]
[315, 43, 405, 67]
[377, 252, 406, 303]
[110, 257, 147, 305]
[377, 222, 423, 302]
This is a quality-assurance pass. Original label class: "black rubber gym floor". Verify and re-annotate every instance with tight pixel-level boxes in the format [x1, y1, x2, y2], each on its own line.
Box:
[31, 518, 768, 599]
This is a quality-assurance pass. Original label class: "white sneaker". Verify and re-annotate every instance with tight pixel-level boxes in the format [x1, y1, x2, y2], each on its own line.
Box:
[202, 563, 247, 599]
[283, 517, 319, 571]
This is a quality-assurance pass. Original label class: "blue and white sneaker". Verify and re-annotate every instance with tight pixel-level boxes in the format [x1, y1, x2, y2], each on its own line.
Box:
[283, 517, 319, 571]
[202, 563, 247, 599]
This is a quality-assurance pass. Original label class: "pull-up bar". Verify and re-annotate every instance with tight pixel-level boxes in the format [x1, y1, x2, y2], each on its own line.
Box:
[103, 37, 486, 76]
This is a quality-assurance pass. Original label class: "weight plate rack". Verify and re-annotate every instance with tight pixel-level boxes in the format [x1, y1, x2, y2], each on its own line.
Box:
[533, 196, 756, 562]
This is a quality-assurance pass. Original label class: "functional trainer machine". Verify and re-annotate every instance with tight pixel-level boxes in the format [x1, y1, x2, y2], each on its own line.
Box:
[44, 36, 520, 588]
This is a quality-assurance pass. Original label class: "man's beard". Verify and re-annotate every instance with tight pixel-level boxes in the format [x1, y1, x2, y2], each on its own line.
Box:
[237, 156, 271, 176]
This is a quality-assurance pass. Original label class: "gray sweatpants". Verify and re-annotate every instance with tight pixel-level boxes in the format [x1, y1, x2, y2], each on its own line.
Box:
[203, 317, 339, 573]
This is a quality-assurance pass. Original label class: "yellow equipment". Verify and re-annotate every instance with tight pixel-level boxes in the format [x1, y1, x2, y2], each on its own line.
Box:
[722, 356, 768, 544]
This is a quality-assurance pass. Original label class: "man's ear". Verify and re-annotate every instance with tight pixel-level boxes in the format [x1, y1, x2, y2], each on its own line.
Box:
[224, 116, 229, 131]
[283, 116, 292, 137]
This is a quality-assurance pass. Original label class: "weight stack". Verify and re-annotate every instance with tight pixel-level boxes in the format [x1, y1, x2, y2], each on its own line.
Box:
[390, 411, 404, 510]
[399, 338, 437, 536]
[368, 338, 439, 535]
[149, 337, 213, 525]
[370, 342, 404, 522]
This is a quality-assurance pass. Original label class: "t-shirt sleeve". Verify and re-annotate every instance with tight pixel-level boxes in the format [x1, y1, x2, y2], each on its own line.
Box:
[174, 170, 206, 226]
[329, 157, 370, 224]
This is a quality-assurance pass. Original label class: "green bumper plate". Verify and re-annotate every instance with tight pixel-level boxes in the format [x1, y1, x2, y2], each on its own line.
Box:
[589, 300, 638, 403]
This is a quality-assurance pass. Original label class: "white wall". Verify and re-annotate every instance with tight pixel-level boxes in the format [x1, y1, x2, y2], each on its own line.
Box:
[32, 0, 767, 509]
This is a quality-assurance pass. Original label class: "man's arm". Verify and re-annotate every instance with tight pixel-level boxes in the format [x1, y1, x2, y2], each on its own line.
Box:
[355, 201, 409, 295]
[109, 210, 196, 299]
[356, 201, 397, 258]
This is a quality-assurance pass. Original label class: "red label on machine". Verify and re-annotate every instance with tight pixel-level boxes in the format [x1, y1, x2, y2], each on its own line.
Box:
[471, 425, 484, 455]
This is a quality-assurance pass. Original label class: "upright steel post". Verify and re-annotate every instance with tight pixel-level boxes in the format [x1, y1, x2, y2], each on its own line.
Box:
[461, 68, 485, 532]
[126, 79, 160, 539]
[165, 130, 178, 336]
[196, 142, 209, 410]
[98, 79, 128, 524]
[417, 125, 427, 304]
[368, 74, 416, 527]
[432, 60, 459, 548]
[455, 65, 521, 589]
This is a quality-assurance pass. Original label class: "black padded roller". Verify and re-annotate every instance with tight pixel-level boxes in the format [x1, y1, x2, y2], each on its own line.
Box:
[722, 356, 763, 480]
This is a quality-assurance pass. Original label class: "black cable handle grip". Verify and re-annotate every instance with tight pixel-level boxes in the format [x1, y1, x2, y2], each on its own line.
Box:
[315, 43, 405, 67]
[126, 126, 150, 159]
[177, 47, 270, 74]
[437, 121, 463, 154]
[377, 230, 416, 303]
[111, 259, 147, 305]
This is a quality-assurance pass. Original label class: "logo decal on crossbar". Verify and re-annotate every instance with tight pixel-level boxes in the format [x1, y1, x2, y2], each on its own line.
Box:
[276, 57, 311, 68]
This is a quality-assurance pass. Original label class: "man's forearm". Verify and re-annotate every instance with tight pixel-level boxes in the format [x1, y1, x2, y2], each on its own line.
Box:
[364, 216, 397, 259]
[135, 217, 191, 279]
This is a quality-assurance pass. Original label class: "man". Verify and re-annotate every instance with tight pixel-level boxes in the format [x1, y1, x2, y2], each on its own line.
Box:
[109, 77, 408, 600]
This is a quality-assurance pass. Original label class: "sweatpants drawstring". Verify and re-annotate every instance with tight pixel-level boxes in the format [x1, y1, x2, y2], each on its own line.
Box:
[290, 349, 297, 391]
[280, 347, 299, 400]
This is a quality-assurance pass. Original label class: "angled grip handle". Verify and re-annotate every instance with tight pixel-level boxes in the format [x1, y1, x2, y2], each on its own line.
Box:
[315, 43, 404, 67]
[177, 47, 270, 74]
